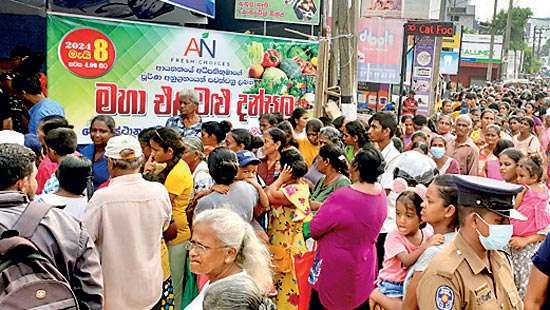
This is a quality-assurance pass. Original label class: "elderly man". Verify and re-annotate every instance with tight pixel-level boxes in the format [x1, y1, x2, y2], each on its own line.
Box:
[447, 115, 479, 175]
[84, 135, 172, 309]
[165, 89, 202, 138]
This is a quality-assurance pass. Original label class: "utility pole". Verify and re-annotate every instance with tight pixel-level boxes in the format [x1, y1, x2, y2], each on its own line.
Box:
[501, 0, 513, 80]
[433, 0, 448, 110]
[338, 0, 359, 120]
[486, 0, 498, 82]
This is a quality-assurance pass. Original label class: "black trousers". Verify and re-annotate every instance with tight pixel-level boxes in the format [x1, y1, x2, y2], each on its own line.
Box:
[376, 233, 387, 271]
[310, 289, 370, 310]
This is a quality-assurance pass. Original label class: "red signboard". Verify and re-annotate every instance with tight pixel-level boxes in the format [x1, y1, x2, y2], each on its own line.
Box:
[405, 22, 455, 37]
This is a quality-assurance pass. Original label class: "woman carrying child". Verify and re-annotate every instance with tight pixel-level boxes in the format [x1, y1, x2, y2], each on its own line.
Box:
[509, 155, 550, 298]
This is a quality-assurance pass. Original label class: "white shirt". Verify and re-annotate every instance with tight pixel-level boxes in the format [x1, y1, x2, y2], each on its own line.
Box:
[37, 193, 88, 221]
[378, 141, 401, 234]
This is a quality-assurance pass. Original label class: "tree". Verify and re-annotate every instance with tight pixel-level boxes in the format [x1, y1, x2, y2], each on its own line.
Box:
[494, 7, 532, 51]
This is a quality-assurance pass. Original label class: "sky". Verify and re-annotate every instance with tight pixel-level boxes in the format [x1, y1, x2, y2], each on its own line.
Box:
[473, 0, 549, 22]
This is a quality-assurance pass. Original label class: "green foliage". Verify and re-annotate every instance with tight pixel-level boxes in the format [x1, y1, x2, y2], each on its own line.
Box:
[523, 47, 542, 73]
[493, 7, 532, 51]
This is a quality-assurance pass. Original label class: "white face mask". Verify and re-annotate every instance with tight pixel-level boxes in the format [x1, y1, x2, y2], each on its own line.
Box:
[475, 214, 513, 251]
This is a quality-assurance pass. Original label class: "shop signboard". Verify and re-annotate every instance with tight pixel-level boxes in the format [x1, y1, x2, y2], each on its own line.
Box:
[159, 0, 215, 18]
[461, 34, 503, 63]
[412, 36, 436, 114]
[361, 0, 403, 18]
[440, 51, 459, 75]
[234, 0, 320, 25]
[357, 17, 404, 84]
[47, 13, 318, 142]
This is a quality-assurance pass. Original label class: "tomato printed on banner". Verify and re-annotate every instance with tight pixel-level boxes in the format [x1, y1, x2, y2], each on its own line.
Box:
[59, 28, 116, 78]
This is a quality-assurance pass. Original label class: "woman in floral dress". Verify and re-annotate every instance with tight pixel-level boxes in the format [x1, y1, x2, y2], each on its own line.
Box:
[266, 147, 312, 309]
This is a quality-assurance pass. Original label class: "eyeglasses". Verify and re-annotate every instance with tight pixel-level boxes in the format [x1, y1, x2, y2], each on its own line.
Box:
[185, 240, 227, 255]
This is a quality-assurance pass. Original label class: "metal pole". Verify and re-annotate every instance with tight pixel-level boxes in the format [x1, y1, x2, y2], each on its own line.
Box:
[457, 25, 464, 77]
[501, 0, 513, 80]
[486, 0, 498, 81]
[397, 26, 408, 123]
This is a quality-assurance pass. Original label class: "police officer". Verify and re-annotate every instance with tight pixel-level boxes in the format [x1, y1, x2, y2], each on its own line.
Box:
[417, 175, 525, 310]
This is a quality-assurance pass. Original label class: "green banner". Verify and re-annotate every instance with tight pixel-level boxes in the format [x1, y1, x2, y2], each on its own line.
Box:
[234, 0, 320, 25]
[47, 14, 318, 142]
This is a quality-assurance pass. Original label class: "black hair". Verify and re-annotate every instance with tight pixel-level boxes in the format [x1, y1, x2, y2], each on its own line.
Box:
[202, 121, 232, 144]
[11, 72, 42, 95]
[90, 115, 116, 134]
[369, 112, 397, 138]
[259, 113, 279, 126]
[518, 155, 544, 182]
[138, 126, 160, 144]
[45, 128, 77, 156]
[499, 147, 524, 163]
[0, 143, 36, 190]
[306, 118, 323, 133]
[521, 116, 534, 129]
[275, 122, 296, 149]
[279, 147, 308, 178]
[535, 92, 546, 101]
[392, 136, 404, 152]
[493, 139, 514, 156]
[345, 120, 368, 148]
[149, 127, 185, 182]
[230, 129, 252, 150]
[432, 174, 459, 230]
[288, 107, 307, 129]
[319, 116, 333, 127]
[39, 115, 72, 136]
[271, 112, 284, 124]
[208, 147, 239, 185]
[250, 135, 264, 150]
[332, 116, 345, 129]
[412, 115, 428, 127]
[401, 115, 413, 123]
[318, 144, 349, 177]
[352, 145, 385, 183]
[480, 109, 496, 119]
[10, 46, 32, 58]
[396, 191, 425, 229]
[56, 155, 93, 196]
[412, 141, 428, 154]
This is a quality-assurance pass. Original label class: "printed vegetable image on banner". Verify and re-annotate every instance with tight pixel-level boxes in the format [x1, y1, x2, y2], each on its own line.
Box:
[234, 0, 320, 25]
[47, 14, 318, 142]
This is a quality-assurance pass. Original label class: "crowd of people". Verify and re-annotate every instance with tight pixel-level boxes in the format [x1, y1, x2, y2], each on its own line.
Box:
[3, 50, 550, 309]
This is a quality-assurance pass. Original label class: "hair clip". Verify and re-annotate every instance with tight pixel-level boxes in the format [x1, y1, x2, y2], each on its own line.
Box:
[391, 177, 427, 200]
[338, 155, 346, 161]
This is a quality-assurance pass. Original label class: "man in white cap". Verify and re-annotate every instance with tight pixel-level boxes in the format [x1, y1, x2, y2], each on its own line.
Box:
[84, 135, 172, 309]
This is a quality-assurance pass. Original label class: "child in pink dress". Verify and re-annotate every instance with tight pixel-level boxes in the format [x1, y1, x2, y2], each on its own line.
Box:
[369, 180, 443, 309]
[510, 156, 550, 298]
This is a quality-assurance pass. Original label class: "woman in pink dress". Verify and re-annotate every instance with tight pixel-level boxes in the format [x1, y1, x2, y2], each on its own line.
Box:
[309, 146, 387, 309]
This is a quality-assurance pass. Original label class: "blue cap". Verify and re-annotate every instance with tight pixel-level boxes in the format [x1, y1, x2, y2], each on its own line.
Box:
[236, 150, 261, 167]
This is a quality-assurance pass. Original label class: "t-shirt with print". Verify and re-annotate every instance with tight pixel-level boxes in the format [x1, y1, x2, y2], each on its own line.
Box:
[164, 159, 194, 246]
[377, 227, 433, 283]
[194, 181, 257, 223]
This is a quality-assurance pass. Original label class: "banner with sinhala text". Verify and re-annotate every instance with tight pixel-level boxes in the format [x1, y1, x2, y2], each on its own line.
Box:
[234, 0, 320, 25]
[46, 14, 318, 143]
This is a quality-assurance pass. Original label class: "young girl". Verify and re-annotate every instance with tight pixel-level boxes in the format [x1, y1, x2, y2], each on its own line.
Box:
[510, 155, 550, 298]
[370, 180, 442, 310]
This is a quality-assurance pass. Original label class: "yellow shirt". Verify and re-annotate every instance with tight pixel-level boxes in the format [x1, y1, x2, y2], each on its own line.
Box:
[297, 137, 320, 167]
[164, 159, 194, 245]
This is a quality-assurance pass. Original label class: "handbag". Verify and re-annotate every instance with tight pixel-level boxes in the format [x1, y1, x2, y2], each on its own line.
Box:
[269, 244, 292, 273]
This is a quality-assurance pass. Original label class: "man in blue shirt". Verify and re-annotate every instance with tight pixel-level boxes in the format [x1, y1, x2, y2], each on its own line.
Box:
[524, 234, 550, 309]
[12, 73, 64, 134]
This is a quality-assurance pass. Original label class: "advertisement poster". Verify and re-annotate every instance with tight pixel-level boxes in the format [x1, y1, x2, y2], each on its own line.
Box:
[48, 0, 207, 25]
[357, 18, 404, 84]
[47, 14, 318, 142]
[411, 36, 435, 115]
[461, 34, 503, 64]
[159, 0, 215, 18]
[234, 0, 320, 25]
[440, 51, 459, 75]
[362, 0, 403, 17]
